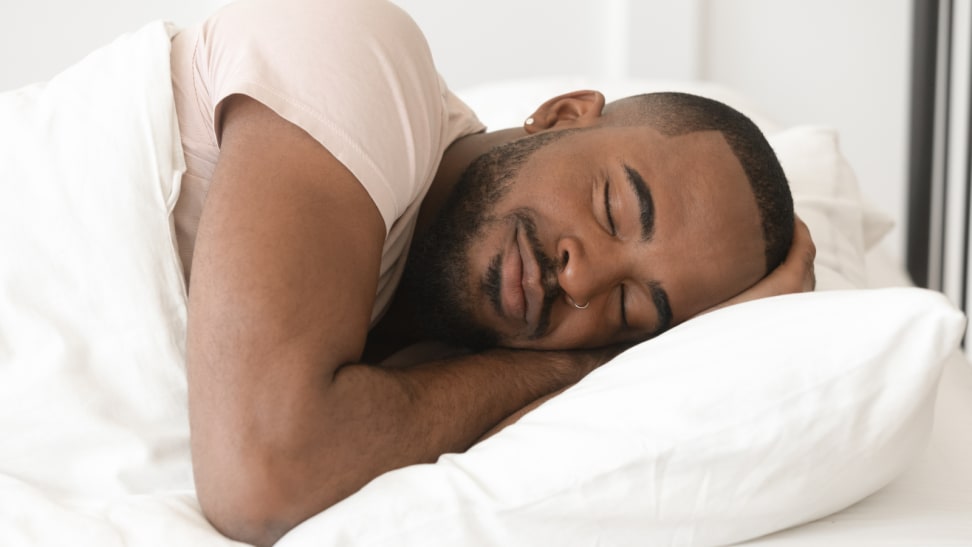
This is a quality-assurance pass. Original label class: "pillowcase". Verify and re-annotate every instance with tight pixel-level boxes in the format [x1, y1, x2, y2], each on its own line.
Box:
[770, 126, 894, 290]
[457, 78, 895, 290]
[280, 287, 965, 547]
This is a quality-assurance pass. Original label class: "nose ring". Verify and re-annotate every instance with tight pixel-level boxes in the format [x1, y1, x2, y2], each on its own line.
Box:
[567, 295, 590, 310]
[573, 301, 590, 310]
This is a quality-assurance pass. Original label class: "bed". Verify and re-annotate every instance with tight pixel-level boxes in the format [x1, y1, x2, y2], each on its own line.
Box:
[1, 17, 970, 547]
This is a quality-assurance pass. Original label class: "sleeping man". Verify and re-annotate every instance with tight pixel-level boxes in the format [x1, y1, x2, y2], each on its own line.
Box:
[174, 0, 815, 545]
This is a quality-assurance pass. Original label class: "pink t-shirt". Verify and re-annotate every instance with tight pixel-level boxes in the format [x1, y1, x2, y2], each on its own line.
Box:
[170, 0, 483, 321]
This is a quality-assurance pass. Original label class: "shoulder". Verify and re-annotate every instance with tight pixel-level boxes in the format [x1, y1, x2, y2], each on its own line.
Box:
[197, 0, 444, 131]
[202, 0, 431, 60]
[192, 0, 479, 231]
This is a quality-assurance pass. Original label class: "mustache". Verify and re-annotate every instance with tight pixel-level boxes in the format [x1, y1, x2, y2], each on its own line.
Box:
[517, 212, 562, 339]
[483, 212, 563, 339]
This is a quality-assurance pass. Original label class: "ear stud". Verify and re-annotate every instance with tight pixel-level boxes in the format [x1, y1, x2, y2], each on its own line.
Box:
[524, 117, 535, 126]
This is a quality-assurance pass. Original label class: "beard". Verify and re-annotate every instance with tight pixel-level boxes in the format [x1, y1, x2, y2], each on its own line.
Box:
[399, 131, 573, 349]
[398, 156, 510, 350]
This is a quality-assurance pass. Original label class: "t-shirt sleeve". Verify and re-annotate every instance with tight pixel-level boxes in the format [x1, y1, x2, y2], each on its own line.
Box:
[193, 0, 483, 232]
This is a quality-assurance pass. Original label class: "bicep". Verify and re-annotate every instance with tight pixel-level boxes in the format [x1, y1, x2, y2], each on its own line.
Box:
[186, 95, 386, 509]
[189, 94, 386, 375]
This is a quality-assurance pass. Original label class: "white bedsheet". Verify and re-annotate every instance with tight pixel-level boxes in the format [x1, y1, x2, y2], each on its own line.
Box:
[1, 21, 970, 547]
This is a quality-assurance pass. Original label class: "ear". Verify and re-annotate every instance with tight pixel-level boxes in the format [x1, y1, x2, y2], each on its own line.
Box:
[523, 90, 606, 134]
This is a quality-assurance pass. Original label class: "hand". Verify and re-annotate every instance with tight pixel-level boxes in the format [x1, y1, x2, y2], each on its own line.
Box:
[705, 216, 816, 313]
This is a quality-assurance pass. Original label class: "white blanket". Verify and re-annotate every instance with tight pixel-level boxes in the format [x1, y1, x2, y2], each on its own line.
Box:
[0, 21, 239, 546]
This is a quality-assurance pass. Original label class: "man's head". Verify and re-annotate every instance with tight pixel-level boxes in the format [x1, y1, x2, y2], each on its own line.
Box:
[401, 90, 793, 350]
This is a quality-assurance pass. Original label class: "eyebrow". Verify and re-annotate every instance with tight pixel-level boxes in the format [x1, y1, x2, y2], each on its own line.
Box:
[624, 164, 655, 241]
[648, 281, 673, 336]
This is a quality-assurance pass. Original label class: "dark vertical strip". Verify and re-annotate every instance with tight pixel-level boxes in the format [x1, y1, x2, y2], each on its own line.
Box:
[963, 2, 972, 312]
[907, 0, 940, 287]
[936, 0, 953, 291]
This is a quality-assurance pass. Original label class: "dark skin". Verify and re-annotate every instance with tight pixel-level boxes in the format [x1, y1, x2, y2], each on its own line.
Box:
[186, 91, 815, 546]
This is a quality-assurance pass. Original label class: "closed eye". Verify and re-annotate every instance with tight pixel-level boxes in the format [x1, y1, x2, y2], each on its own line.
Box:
[624, 163, 655, 241]
[604, 179, 617, 235]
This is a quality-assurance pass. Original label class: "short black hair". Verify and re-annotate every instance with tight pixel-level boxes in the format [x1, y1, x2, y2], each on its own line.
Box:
[611, 92, 794, 272]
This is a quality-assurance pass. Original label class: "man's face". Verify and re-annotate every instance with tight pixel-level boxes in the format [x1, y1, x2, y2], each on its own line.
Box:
[404, 125, 766, 350]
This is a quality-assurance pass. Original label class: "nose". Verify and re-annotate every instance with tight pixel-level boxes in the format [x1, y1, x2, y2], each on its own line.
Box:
[555, 235, 621, 308]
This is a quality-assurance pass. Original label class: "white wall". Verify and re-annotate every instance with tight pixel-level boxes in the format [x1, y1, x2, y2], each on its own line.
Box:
[0, 0, 224, 91]
[394, 0, 703, 86]
[700, 0, 912, 261]
[2, 0, 912, 259]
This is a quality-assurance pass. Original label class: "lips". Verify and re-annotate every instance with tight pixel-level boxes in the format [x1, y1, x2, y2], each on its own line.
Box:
[499, 226, 526, 322]
[516, 223, 544, 331]
[494, 218, 545, 335]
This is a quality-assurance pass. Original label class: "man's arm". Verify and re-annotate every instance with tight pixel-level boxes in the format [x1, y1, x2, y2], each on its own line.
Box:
[187, 96, 600, 547]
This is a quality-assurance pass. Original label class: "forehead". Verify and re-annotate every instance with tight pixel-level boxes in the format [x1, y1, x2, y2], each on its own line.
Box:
[524, 125, 751, 204]
[527, 124, 729, 165]
[642, 128, 755, 214]
[640, 130, 765, 321]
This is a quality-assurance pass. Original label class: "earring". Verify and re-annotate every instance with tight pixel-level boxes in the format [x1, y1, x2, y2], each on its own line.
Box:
[524, 117, 535, 126]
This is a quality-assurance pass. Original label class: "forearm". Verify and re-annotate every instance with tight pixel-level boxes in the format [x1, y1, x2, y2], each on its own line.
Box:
[332, 349, 584, 476]
[194, 348, 597, 546]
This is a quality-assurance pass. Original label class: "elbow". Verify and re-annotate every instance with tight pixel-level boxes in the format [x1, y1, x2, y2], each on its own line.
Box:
[195, 461, 337, 547]
[198, 485, 297, 547]
[189, 395, 369, 544]
[194, 452, 353, 547]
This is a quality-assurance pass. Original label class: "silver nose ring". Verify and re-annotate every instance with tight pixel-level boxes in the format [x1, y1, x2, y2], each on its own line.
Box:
[567, 295, 590, 310]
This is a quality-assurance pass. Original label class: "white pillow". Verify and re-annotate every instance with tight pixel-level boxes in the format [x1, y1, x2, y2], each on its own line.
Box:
[458, 78, 895, 290]
[280, 288, 965, 547]
[770, 127, 894, 290]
